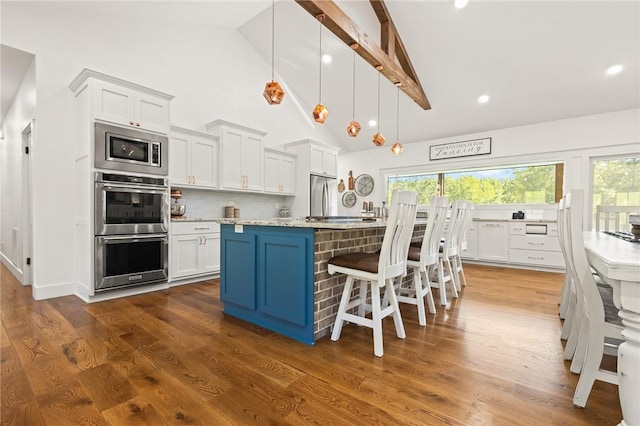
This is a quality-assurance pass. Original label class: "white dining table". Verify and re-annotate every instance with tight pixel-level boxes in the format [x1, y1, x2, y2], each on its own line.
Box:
[583, 231, 640, 426]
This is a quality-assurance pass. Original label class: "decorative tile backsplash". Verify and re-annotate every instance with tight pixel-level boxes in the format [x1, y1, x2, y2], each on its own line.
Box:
[173, 187, 292, 219]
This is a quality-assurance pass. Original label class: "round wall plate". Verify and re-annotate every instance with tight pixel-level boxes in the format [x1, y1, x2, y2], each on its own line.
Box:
[354, 174, 374, 197]
[342, 191, 357, 208]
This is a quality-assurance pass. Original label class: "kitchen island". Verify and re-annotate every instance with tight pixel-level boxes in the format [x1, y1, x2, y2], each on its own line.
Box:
[216, 218, 425, 345]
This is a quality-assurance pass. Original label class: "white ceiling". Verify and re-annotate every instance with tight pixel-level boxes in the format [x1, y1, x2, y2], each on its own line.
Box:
[241, 0, 640, 153]
[2, 1, 638, 154]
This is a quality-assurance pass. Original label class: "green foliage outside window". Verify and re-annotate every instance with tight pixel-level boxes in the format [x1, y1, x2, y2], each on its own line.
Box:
[592, 157, 640, 206]
[388, 163, 558, 205]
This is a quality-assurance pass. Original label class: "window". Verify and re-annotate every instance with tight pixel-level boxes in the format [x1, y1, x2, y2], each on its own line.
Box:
[388, 163, 563, 205]
[592, 156, 640, 228]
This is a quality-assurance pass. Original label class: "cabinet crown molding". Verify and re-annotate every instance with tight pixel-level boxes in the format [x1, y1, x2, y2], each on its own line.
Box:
[283, 138, 340, 152]
[69, 68, 174, 100]
[205, 119, 267, 137]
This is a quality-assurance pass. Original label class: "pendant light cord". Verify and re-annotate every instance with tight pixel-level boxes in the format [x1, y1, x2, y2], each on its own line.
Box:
[318, 19, 322, 104]
[377, 73, 381, 131]
[396, 86, 400, 141]
[352, 50, 356, 119]
[271, 0, 275, 81]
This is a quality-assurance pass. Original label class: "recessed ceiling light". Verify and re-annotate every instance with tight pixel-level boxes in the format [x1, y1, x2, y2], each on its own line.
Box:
[478, 95, 490, 104]
[606, 64, 623, 75]
[454, 0, 469, 9]
[322, 54, 332, 64]
[368, 119, 377, 127]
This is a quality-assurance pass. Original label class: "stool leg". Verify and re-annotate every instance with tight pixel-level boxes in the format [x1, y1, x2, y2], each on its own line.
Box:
[423, 268, 437, 314]
[386, 278, 406, 340]
[413, 266, 427, 326]
[371, 281, 384, 357]
[437, 261, 447, 306]
[331, 275, 354, 342]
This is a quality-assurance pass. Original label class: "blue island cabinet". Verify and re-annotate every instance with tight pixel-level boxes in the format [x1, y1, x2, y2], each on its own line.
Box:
[220, 224, 315, 345]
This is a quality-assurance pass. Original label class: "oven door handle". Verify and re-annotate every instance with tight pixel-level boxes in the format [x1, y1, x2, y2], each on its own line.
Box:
[99, 183, 168, 193]
[99, 234, 168, 242]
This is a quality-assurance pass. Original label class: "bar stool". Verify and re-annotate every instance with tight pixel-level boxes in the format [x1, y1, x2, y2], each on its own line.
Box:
[397, 196, 449, 326]
[431, 200, 466, 306]
[328, 190, 418, 357]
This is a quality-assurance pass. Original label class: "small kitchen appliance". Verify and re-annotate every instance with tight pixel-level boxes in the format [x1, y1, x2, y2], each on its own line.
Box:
[170, 189, 186, 218]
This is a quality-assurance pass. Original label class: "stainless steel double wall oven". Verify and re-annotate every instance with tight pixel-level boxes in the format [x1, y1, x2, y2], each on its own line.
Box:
[94, 122, 170, 292]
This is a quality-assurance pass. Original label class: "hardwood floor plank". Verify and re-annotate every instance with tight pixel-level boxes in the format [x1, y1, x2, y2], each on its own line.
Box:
[0, 263, 622, 424]
[75, 363, 137, 411]
[101, 395, 167, 426]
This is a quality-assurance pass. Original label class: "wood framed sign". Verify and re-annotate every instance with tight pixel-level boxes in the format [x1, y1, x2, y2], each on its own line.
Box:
[429, 137, 492, 161]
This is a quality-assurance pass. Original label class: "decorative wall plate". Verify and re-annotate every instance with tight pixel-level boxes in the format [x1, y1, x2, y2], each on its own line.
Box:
[354, 174, 374, 197]
[342, 191, 357, 208]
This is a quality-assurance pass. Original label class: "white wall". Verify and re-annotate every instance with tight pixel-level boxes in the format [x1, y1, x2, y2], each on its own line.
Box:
[337, 109, 640, 215]
[0, 58, 35, 283]
[1, 2, 336, 298]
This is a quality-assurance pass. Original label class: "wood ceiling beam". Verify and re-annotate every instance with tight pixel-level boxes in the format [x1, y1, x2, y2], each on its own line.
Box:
[294, 0, 431, 110]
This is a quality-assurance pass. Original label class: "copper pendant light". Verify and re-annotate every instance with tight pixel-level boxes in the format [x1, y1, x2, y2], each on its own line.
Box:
[372, 70, 385, 146]
[391, 84, 403, 155]
[263, 0, 284, 105]
[313, 14, 329, 123]
[346, 46, 361, 137]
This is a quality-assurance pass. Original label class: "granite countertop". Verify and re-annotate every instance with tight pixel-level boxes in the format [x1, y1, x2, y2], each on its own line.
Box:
[473, 218, 557, 223]
[171, 217, 221, 222]
[214, 218, 389, 229]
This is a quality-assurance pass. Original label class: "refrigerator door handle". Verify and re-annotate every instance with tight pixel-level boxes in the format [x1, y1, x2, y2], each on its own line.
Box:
[322, 182, 328, 216]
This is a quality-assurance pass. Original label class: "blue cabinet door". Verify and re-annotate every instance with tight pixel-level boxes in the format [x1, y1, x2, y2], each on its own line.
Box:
[258, 234, 307, 326]
[220, 230, 256, 310]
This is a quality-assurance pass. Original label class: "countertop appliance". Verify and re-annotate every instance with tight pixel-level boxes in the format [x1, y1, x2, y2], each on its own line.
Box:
[310, 174, 337, 217]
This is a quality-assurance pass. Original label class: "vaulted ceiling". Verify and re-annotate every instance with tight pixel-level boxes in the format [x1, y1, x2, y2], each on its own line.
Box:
[240, 0, 639, 153]
[2, 1, 638, 154]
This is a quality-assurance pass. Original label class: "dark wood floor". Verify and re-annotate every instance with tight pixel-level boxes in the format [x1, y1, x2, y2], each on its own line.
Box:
[1, 262, 621, 425]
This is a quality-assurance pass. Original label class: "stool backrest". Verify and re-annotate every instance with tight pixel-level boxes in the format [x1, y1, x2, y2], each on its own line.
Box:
[442, 200, 467, 258]
[379, 190, 418, 280]
[595, 205, 639, 232]
[418, 196, 449, 267]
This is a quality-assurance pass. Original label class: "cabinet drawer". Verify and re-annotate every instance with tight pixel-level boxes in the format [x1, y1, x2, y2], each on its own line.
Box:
[509, 235, 560, 252]
[171, 221, 220, 235]
[509, 223, 526, 235]
[509, 249, 565, 268]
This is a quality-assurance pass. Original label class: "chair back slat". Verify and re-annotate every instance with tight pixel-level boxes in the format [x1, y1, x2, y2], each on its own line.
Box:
[379, 190, 418, 280]
[442, 200, 467, 258]
[419, 196, 449, 266]
[566, 190, 605, 323]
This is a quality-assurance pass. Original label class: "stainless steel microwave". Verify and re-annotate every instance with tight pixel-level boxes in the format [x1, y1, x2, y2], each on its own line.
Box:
[95, 122, 168, 175]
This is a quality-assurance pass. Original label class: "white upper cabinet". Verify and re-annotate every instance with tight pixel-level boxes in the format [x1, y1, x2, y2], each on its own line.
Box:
[206, 120, 266, 192]
[169, 127, 219, 189]
[309, 144, 338, 177]
[264, 148, 296, 195]
[69, 69, 172, 135]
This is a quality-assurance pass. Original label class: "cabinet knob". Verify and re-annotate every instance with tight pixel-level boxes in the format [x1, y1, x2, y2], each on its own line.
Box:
[129, 121, 134, 125]
[136, 123, 140, 127]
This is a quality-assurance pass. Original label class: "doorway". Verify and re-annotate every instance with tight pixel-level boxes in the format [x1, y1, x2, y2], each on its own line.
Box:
[21, 120, 33, 286]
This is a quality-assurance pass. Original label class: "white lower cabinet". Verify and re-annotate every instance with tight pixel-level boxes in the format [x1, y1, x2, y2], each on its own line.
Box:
[508, 223, 565, 268]
[170, 221, 220, 281]
[477, 222, 509, 261]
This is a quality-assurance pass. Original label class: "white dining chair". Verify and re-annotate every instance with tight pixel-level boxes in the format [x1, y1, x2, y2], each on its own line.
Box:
[564, 190, 622, 407]
[557, 198, 577, 339]
[430, 200, 467, 306]
[327, 190, 418, 357]
[398, 196, 449, 326]
[452, 201, 474, 289]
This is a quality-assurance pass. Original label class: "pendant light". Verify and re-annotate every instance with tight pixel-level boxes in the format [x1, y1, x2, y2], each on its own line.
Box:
[263, 0, 285, 105]
[346, 46, 361, 137]
[391, 84, 404, 155]
[312, 14, 329, 123]
[372, 68, 385, 146]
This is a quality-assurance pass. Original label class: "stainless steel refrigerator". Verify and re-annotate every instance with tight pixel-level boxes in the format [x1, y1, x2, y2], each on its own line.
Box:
[310, 174, 337, 217]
